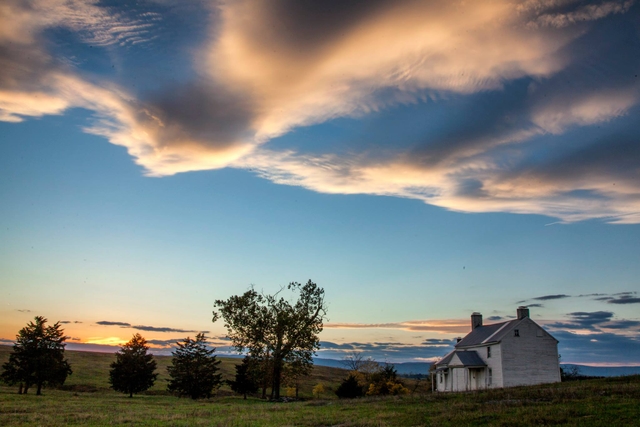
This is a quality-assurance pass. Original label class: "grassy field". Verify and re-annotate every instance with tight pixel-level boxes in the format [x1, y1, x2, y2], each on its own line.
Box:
[1, 346, 639, 426]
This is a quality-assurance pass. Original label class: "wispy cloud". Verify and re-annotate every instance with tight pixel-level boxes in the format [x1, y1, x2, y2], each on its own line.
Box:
[95, 320, 207, 334]
[324, 319, 469, 334]
[132, 325, 208, 334]
[96, 321, 131, 327]
[607, 295, 640, 305]
[1, 0, 639, 222]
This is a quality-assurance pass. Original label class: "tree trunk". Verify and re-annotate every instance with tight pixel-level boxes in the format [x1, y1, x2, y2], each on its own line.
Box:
[36, 382, 42, 396]
[272, 357, 282, 399]
[18, 383, 23, 394]
[129, 391, 133, 398]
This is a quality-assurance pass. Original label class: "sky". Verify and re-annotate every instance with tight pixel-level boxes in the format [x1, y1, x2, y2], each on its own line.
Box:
[1, 0, 640, 366]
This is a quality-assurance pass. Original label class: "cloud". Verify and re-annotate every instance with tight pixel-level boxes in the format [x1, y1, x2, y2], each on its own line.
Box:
[486, 316, 504, 321]
[534, 294, 571, 301]
[94, 320, 207, 334]
[15, 309, 31, 313]
[96, 321, 131, 327]
[60, 320, 83, 324]
[554, 330, 640, 365]
[131, 325, 209, 334]
[318, 339, 456, 362]
[324, 319, 470, 334]
[527, 0, 636, 29]
[1, 0, 640, 222]
[568, 311, 615, 326]
[607, 295, 640, 305]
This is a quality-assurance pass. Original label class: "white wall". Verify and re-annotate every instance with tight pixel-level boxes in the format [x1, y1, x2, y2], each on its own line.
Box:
[500, 318, 561, 387]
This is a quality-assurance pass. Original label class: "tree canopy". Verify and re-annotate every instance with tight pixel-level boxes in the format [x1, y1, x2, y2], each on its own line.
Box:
[1, 316, 72, 395]
[109, 334, 158, 397]
[167, 333, 222, 399]
[213, 280, 327, 399]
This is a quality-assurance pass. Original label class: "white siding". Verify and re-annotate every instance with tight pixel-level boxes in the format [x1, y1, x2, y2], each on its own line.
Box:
[500, 318, 561, 387]
[486, 343, 504, 389]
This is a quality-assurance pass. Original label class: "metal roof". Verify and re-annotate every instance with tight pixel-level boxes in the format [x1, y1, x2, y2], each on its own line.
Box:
[454, 351, 487, 367]
[435, 350, 486, 368]
[455, 319, 520, 347]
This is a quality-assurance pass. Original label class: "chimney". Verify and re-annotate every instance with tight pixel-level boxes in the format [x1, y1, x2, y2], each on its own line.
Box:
[471, 312, 483, 330]
[517, 306, 530, 320]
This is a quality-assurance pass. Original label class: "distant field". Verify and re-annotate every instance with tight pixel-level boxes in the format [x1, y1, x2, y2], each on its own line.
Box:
[1, 346, 639, 426]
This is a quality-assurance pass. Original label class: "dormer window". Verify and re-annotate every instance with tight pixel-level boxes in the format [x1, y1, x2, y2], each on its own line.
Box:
[514, 329, 520, 337]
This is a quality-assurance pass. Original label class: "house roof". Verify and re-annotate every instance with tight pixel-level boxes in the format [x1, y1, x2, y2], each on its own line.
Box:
[435, 350, 486, 369]
[455, 319, 520, 347]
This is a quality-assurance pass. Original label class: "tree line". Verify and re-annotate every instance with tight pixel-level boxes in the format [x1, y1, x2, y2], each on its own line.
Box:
[2, 280, 409, 399]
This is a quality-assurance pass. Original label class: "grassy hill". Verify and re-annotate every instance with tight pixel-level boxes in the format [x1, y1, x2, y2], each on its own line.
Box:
[2, 345, 639, 426]
[0, 345, 347, 396]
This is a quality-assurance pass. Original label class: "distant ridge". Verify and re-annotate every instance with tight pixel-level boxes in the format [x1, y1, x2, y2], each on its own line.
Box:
[562, 364, 640, 378]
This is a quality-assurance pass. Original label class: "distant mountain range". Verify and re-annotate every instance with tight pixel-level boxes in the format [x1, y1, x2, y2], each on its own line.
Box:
[313, 358, 640, 377]
[561, 364, 640, 378]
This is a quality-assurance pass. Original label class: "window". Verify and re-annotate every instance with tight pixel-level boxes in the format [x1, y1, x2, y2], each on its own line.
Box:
[487, 346, 491, 358]
[439, 372, 443, 383]
[488, 368, 493, 385]
[514, 329, 520, 337]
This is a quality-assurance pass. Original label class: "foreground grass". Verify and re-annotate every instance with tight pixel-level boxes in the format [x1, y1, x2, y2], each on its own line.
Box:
[1, 375, 639, 426]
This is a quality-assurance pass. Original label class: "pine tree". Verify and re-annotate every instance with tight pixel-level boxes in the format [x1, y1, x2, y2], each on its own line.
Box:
[167, 333, 222, 399]
[109, 334, 158, 397]
[1, 316, 72, 395]
[228, 356, 259, 399]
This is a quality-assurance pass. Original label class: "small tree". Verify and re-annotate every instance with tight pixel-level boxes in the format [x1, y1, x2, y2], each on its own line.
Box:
[167, 333, 222, 399]
[109, 334, 158, 397]
[1, 316, 72, 395]
[312, 382, 325, 399]
[228, 356, 259, 399]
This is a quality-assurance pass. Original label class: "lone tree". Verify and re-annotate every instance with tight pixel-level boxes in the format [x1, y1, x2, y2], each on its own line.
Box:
[213, 280, 327, 399]
[227, 356, 259, 399]
[109, 334, 158, 397]
[1, 316, 72, 395]
[167, 333, 222, 399]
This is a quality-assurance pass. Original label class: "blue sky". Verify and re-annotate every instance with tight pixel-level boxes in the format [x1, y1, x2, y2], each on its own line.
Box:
[1, 0, 640, 365]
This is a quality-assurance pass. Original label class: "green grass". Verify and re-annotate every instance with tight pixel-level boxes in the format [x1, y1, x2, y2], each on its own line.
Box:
[1, 346, 639, 426]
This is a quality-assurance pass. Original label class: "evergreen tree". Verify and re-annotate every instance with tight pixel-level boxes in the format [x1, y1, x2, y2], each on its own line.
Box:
[1, 316, 72, 395]
[228, 356, 259, 399]
[167, 333, 222, 399]
[335, 373, 364, 399]
[109, 334, 158, 397]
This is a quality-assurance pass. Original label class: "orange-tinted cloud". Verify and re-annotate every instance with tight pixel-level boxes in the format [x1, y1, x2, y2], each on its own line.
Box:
[1, 0, 639, 222]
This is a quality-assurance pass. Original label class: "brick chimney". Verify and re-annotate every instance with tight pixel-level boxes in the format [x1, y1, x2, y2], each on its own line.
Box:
[517, 306, 530, 320]
[471, 312, 483, 330]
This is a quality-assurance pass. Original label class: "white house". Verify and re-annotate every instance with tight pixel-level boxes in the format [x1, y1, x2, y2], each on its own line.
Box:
[433, 307, 560, 392]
